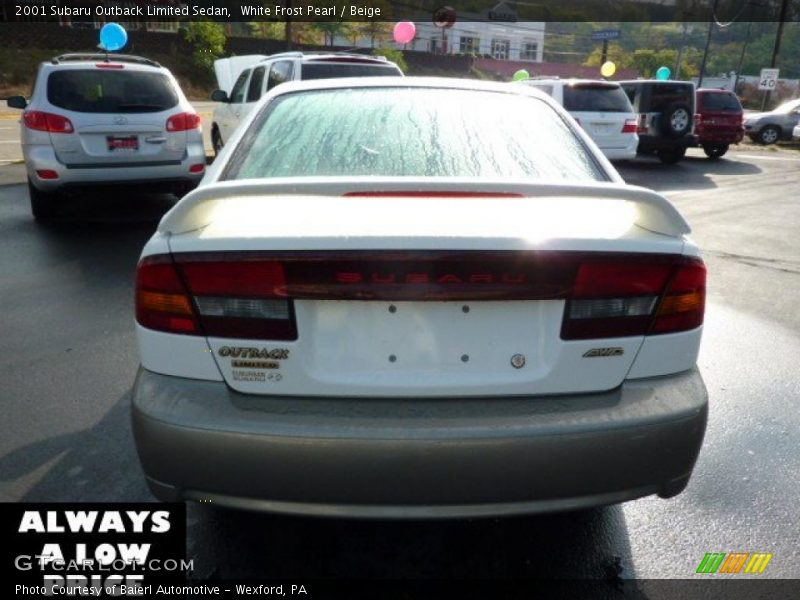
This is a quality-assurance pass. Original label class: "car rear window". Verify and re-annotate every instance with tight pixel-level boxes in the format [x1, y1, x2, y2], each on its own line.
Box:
[225, 87, 604, 182]
[564, 84, 632, 113]
[47, 69, 179, 113]
[300, 63, 402, 80]
[700, 92, 742, 112]
[645, 84, 694, 112]
[525, 83, 554, 97]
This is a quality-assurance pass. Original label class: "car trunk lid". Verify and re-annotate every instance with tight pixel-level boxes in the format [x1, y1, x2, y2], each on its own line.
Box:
[572, 111, 632, 145]
[143, 179, 700, 398]
[49, 110, 189, 166]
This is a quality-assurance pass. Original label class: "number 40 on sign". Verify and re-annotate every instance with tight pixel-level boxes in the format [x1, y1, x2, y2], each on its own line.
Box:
[758, 68, 779, 91]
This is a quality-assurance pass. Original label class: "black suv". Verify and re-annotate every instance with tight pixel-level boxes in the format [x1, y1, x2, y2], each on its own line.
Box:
[619, 80, 697, 164]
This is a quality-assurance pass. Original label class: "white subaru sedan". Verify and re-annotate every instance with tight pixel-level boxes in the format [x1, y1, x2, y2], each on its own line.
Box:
[132, 78, 707, 518]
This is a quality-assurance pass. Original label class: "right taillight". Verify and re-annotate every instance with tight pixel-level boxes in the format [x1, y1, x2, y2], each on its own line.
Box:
[651, 257, 706, 334]
[166, 112, 201, 132]
[23, 111, 74, 134]
[636, 114, 647, 134]
[561, 256, 706, 340]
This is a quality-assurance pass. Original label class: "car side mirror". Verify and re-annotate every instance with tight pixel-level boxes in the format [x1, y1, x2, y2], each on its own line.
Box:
[211, 89, 229, 103]
[7, 96, 27, 110]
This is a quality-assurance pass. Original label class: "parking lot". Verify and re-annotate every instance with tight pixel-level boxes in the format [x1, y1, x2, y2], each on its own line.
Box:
[1, 138, 798, 579]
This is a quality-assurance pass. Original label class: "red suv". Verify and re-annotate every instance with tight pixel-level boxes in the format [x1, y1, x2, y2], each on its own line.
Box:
[693, 89, 745, 159]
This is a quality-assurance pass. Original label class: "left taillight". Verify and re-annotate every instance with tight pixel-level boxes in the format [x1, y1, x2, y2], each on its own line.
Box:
[166, 112, 201, 132]
[136, 254, 297, 340]
[621, 118, 638, 133]
[136, 256, 200, 335]
[23, 111, 74, 134]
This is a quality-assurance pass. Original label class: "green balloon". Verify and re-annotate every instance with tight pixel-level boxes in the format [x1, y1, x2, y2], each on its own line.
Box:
[512, 69, 530, 82]
[656, 66, 671, 81]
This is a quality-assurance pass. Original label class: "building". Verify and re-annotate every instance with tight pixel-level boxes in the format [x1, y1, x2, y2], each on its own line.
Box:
[334, 2, 545, 63]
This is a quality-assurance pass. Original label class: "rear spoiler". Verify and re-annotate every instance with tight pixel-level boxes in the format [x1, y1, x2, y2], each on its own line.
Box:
[159, 178, 691, 237]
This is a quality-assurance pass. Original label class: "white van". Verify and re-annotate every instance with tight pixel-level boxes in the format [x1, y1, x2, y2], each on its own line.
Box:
[210, 52, 403, 153]
[519, 78, 639, 160]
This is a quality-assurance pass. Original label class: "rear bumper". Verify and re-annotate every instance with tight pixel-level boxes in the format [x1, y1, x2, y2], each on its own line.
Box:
[695, 128, 744, 145]
[132, 368, 708, 518]
[600, 136, 639, 161]
[23, 143, 205, 192]
[636, 134, 696, 153]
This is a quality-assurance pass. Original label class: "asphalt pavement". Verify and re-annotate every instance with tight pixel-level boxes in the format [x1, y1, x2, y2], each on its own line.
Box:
[0, 148, 798, 581]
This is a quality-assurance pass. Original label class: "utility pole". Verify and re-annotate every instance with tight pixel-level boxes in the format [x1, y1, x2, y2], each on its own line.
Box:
[697, 0, 720, 89]
[674, 23, 692, 81]
[285, 0, 293, 50]
[733, 18, 753, 95]
[761, 0, 790, 111]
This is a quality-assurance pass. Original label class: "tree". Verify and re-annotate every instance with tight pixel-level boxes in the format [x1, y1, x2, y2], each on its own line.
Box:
[355, 21, 392, 48]
[629, 48, 685, 79]
[583, 43, 631, 68]
[182, 21, 226, 72]
[248, 22, 286, 40]
[313, 22, 357, 47]
[372, 48, 407, 73]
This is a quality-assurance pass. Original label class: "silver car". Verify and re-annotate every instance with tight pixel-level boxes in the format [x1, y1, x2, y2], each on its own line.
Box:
[744, 98, 800, 145]
[6, 54, 205, 220]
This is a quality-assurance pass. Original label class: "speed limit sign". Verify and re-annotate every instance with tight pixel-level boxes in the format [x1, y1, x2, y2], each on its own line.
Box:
[759, 68, 779, 90]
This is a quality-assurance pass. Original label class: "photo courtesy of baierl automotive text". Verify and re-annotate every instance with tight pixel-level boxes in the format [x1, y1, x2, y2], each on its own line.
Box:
[1, 1, 799, 597]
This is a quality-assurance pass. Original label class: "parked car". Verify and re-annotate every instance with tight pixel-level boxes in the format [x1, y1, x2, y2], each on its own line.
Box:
[210, 52, 403, 154]
[518, 78, 638, 160]
[692, 88, 745, 159]
[619, 80, 697, 164]
[132, 77, 708, 518]
[744, 98, 800, 144]
[793, 122, 800, 141]
[6, 53, 205, 221]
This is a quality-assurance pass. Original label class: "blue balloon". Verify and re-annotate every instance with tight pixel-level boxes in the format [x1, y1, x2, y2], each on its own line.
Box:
[655, 66, 671, 81]
[100, 23, 127, 52]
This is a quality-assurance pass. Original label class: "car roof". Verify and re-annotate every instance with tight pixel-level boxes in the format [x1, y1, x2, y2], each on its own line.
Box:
[258, 51, 391, 64]
[42, 54, 167, 73]
[522, 78, 622, 87]
[618, 79, 694, 86]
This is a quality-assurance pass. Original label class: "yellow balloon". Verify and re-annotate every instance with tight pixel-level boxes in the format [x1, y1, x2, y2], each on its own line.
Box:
[601, 61, 616, 78]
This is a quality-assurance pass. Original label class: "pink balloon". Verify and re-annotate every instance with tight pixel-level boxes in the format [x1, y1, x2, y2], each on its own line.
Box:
[393, 21, 416, 45]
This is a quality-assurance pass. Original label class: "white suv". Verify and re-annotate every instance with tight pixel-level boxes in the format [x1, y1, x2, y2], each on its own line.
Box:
[6, 54, 205, 221]
[210, 52, 403, 153]
[519, 78, 638, 161]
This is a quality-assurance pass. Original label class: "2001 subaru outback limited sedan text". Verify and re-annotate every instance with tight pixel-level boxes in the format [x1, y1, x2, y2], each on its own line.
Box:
[132, 78, 708, 518]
